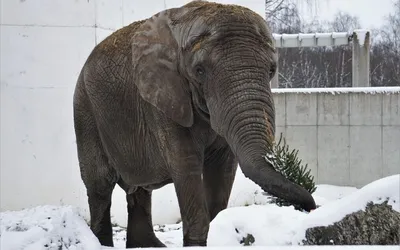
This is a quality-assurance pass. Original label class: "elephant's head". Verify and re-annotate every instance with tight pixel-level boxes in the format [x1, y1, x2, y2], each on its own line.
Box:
[132, 0, 316, 211]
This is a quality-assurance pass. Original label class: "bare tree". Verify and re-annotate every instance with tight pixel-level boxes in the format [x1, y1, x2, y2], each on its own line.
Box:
[330, 11, 361, 32]
[265, 0, 320, 32]
[269, 0, 399, 88]
[269, 4, 302, 33]
[371, 0, 400, 86]
[380, 0, 400, 52]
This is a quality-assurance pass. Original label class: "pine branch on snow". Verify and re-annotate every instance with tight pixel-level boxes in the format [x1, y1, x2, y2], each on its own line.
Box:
[264, 133, 316, 210]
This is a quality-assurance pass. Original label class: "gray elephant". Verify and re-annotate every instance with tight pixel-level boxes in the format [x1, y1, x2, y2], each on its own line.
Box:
[73, 0, 316, 248]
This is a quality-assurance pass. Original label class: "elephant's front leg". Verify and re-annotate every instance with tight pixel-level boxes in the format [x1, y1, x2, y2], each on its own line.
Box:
[203, 139, 238, 221]
[172, 157, 209, 246]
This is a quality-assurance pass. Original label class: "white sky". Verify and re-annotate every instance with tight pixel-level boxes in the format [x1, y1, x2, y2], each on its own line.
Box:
[297, 0, 395, 30]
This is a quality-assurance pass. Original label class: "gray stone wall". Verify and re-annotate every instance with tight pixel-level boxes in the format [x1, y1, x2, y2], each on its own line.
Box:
[273, 88, 400, 188]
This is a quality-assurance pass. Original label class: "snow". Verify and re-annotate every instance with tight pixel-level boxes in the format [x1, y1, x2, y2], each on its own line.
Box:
[353, 29, 370, 46]
[281, 34, 300, 40]
[1, 174, 398, 250]
[315, 33, 333, 39]
[310, 184, 358, 206]
[331, 32, 349, 39]
[273, 32, 351, 47]
[298, 33, 316, 40]
[291, 174, 400, 243]
[272, 86, 400, 94]
[209, 174, 399, 247]
[0, 206, 101, 250]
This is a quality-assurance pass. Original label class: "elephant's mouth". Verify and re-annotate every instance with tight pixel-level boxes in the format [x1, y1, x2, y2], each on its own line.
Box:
[196, 101, 210, 121]
[191, 89, 210, 122]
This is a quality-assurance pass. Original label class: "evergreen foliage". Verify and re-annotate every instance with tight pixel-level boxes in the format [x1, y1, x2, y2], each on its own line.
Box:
[264, 133, 317, 211]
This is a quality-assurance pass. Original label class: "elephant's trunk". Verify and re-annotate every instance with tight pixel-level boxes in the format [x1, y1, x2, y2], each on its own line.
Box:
[239, 148, 317, 212]
[214, 75, 316, 212]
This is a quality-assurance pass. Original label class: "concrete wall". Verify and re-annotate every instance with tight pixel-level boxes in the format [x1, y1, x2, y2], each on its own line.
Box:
[273, 87, 400, 188]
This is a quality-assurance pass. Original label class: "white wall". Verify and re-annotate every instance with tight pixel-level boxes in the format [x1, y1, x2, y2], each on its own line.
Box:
[0, 0, 266, 226]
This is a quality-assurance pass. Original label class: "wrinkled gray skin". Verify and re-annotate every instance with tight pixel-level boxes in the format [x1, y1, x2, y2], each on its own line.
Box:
[73, 1, 316, 248]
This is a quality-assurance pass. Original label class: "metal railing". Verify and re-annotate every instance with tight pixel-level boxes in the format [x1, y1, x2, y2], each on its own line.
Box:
[270, 30, 371, 88]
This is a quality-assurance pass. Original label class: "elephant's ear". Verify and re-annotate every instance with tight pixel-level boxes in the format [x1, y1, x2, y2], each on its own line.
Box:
[131, 12, 193, 127]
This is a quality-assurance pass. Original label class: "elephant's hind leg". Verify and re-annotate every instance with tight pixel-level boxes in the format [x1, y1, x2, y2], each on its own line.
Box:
[76, 136, 117, 246]
[77, 140, 117, 246]
[86, 180, 116, 247]
[74, 102, 117, 246]
[121, 185, 166, 248]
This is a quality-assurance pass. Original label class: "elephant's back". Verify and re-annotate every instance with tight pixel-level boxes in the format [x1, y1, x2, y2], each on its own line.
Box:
[81, 19, 148, 99]
[96, 19, 147, 55]
[80, 19, 148, 87]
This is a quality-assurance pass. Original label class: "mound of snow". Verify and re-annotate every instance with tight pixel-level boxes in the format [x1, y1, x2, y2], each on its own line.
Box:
[311, 184, 358, 206]
[208, 204, 307, 246]
[208, 174, 399, 246]
[302, 174, 399, 225]
[0, 205, 101, 250]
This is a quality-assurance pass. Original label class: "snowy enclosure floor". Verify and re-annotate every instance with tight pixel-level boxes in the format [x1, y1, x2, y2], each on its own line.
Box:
[1, 175, 399, 250]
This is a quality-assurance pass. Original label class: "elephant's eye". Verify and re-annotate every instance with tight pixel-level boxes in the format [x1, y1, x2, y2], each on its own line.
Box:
[269, 63, 277, 79]
[195, 65, 205, 76]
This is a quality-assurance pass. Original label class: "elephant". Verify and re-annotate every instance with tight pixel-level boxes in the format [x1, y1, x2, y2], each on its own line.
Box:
[73, 0, 316, 248]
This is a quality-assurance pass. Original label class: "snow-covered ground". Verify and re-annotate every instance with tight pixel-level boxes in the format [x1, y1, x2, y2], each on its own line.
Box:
[1, 174, 399, 250]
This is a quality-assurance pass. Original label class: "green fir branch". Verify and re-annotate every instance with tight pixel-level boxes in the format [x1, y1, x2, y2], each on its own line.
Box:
[264, 133, 316, 211]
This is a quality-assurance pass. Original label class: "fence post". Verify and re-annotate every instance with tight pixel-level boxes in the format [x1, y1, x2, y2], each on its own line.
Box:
[352, 30, 371, 87]
[270, 50, 279, 88]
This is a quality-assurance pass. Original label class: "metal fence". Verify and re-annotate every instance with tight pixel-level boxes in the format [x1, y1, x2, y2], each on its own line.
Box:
[270, 30, 371, 88]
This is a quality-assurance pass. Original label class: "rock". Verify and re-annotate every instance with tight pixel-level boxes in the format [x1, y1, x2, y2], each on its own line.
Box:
[240, 233, 255, 246]
[303, 201, 400, 245]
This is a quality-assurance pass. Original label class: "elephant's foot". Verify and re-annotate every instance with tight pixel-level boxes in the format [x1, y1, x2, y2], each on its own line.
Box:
[183, 237, 207, 247]
[87, 193, 115, 247]
[94, 229, 114, 247]
[126, 234, 166, 248]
